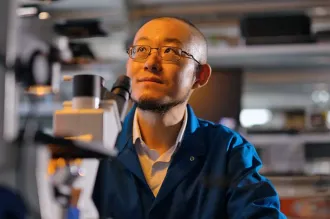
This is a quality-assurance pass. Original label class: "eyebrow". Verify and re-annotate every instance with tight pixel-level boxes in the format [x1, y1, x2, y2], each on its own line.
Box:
[135, 36, 150, 43]
[163, 38, 183, 46]
[135, 37, 183, 46]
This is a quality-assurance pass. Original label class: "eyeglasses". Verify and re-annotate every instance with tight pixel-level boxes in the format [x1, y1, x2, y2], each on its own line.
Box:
[127, 45, 201, 65]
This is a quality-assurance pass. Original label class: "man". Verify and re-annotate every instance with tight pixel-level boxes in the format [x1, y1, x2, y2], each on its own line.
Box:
[93, 17, 286, 219]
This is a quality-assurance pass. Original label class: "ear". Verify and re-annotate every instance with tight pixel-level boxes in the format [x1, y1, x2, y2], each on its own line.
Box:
[192, 63, 212, 89]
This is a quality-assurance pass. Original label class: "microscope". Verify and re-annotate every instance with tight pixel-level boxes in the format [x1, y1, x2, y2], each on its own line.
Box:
[0, 0, 131, 218]
[52, 74, 131, 219]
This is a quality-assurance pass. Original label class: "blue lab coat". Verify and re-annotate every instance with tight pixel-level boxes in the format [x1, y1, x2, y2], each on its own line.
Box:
[93, 105, 286, 219]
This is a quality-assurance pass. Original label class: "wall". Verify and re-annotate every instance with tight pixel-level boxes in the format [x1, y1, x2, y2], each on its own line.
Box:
[188, 68, 243, 126]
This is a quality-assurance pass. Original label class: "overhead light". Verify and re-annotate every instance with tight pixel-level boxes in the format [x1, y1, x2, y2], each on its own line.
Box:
[17, 6, 38, 17]
[240, 109, 272, 128]
[311, 90, 330, 104]
[311, 83, 329, 104]
[17, 5, 51, 19]
[26, 85, 52, 96]
[38, 12, 50, 20]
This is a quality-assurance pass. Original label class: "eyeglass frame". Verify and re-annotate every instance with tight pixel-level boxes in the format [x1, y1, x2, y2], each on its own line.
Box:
[126, 45, 202, 66]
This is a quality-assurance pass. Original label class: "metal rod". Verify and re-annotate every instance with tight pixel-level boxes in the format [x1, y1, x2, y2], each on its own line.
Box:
[0, 0, 19, 189]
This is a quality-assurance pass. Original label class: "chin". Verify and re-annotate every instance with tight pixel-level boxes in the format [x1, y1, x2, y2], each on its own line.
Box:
[134, 89, 166, 102]
[136, 94, 165, 104]
[132, 91, 167, 104]
[132, 95, 185, 113]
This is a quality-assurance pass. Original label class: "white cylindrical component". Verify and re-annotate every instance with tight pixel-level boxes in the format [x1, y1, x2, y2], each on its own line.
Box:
[72, 97, 100, 109]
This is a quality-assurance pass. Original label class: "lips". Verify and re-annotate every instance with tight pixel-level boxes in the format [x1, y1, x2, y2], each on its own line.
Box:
[137, 77, 163, 84]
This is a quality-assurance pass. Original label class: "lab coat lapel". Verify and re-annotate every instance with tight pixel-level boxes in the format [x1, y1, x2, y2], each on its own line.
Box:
[115, 105, 148, 185]
[117, 142, 147, 184]
[151, 105, 207, 207]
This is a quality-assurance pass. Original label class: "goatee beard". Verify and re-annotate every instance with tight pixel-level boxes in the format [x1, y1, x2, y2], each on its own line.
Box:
[131, 93, 190, 114]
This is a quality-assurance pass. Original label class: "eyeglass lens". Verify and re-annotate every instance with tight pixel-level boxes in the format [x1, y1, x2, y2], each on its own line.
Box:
[130, 46, 181, 61]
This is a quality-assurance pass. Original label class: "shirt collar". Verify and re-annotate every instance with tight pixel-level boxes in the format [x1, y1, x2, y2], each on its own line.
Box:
[133, 108, 188, 147]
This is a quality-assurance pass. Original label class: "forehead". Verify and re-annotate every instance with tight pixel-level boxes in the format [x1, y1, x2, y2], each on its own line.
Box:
[133, 19, 193, 47]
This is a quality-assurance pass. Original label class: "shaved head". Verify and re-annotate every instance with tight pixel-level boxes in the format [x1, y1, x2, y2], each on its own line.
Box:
[153, 17, 207, 64]
[138, 17, 208, 64]
[154, 17, 207, 64]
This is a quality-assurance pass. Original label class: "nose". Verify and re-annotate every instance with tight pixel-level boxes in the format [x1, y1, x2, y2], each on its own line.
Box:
[144, 51, 162, 73]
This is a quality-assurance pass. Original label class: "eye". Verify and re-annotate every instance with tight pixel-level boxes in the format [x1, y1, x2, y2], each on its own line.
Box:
[164, 47, 180, 55]
[137, 46, 147, 52]
[164, 47, 174, 54]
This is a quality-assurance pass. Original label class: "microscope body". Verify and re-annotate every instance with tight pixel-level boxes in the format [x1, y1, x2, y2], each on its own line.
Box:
[53, 74, 124, 218]
[54, 100, 121, 153]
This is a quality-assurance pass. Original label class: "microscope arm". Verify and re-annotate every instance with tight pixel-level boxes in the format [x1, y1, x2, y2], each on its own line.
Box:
[35, 130, 118, 159]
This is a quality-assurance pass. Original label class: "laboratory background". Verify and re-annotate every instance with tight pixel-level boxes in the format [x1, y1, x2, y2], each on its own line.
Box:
[4, 0, 330, 218]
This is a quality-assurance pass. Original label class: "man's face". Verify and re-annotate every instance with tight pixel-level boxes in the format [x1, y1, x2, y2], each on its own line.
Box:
[126, 19, 198, 112]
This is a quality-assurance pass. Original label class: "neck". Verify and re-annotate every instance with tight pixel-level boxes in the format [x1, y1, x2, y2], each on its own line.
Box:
[136, 103, 186, 155]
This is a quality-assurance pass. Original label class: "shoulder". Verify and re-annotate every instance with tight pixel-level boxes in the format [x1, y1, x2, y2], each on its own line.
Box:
[196, 118, 253, 152]
[195, 119, 262, 172]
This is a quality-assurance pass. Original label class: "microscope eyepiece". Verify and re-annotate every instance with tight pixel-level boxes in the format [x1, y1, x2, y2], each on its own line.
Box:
[73, 74, 104, 98]
[110, 75, 131, 98]
[110, 75, 131, 102]
[103, 75, 131, 121]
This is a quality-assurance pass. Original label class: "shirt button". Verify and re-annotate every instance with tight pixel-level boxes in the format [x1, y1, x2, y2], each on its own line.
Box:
[190, 156, 195, 161]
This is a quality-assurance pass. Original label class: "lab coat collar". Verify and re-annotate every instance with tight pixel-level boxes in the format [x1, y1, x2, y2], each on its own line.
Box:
[115, 104, 207, 202]
[116, 104, 203, 153]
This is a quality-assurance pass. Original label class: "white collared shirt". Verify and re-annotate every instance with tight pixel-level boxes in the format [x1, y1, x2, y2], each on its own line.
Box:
[133, 109, 188, 197]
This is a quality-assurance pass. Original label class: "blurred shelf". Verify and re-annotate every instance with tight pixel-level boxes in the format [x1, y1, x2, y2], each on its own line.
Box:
[209, 43, 330, 57]
[208, 43, 330, 68]
[19, 0, 52, 5]
[246, 133, 330, 146]
[267, 175, 330, 183]
[39, 0, 129, 22]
